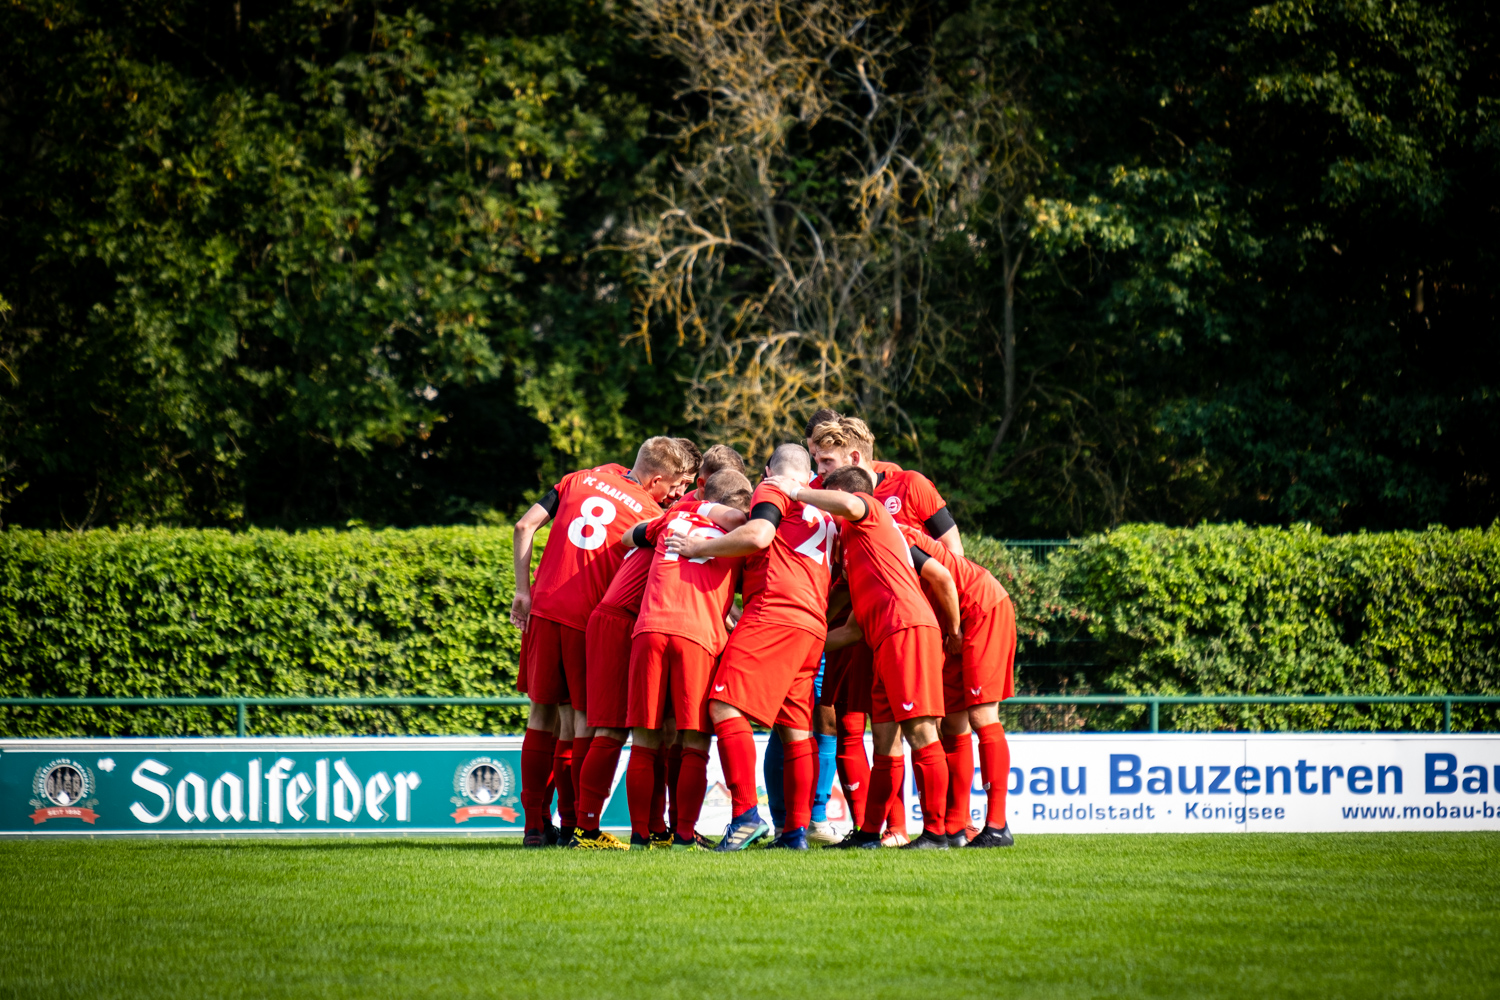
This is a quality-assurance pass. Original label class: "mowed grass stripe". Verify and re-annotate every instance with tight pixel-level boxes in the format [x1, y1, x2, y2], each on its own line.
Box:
[1, 833, 1496, 999]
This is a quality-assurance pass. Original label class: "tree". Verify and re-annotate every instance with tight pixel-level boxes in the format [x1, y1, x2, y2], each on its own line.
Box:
[0, 0, 676, 528]
[614, 0, 1035, 462]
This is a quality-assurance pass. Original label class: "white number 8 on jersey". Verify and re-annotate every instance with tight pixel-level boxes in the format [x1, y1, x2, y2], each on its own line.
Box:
[567, 496, 617, 550]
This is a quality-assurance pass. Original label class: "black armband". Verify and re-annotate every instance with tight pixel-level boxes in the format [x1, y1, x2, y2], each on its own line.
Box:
[630, 521, 649, 549]
[909, 545, 932, 572]
[538, 488, 561, 518]
[923, 506, 957, 539]
[749, 501, 783, 527]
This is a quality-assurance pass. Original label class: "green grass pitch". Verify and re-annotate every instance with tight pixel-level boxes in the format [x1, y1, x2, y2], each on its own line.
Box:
[1, 833, 1497, 999]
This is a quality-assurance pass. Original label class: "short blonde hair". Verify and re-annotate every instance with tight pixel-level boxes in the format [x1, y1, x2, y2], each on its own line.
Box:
[635, 436, 690, 479]
[807, 416, 875, 456]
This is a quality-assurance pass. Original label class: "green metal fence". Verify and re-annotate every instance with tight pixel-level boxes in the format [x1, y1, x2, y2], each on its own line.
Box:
[2, 694, 1497, 737]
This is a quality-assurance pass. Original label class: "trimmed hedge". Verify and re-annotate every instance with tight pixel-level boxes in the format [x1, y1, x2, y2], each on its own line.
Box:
[1044, 524, 1500, 732]
[2, 523, 1496, 735]
[0, 527, 527, 736]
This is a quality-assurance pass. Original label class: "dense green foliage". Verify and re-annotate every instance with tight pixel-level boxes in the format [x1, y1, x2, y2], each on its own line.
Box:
[1045, 524, 1500, 732]
[0, 526, 528, 736]
[2, 0, 1496, 537]
[0, 0, 680, 528]
[3, 523, 1495, 736]
[3, 836, 1498, 998]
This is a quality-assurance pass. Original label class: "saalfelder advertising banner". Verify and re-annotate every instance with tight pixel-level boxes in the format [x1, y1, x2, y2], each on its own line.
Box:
[2, 734, 1497, 837]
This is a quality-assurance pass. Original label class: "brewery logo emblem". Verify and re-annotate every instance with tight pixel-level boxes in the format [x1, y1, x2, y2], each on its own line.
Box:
[30, 758, 100, 825]
[450, 757, 520, 824]
[884, 495, 902, 515]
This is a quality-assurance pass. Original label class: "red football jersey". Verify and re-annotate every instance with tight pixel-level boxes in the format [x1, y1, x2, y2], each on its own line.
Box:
[837, 492, 938, 648]
[633, 510, 744, 654]
[528, 466, 664, 631]
[596, 498, 716, 617]
[874, 469, 947, 533]
[899, 524, 1005, 623]
[739, 482, 837, 636]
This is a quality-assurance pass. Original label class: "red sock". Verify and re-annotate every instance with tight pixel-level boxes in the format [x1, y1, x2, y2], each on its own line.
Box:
[885, 757, 908, 836]
[714, 716, 759, 817]
[572, 734, 593, 813]
[626, 745, 658, 840]
[520, 727, 557, 832]
[576, 736, 623, 830]
[942, 733, 974, 835]
[665, 744, 683, 834]
[912, 741, 949, 838]
[977, 722, 1011, 829]
[836, 713, 871, 828]
[783, 737, 816, 832]
[553, 739, 575, 828]
[675, 746, 710, 840]
[861, 754, 900, 835]
[650, 747, 668, 835]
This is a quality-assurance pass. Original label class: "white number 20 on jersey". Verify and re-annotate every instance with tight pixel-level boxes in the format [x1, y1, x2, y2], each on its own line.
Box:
[662, 515, 723, 564]
[567, 496, 617, 551]
[794, 507, 835, 565]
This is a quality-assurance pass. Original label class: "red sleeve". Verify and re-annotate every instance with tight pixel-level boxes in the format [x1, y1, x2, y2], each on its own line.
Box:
[750, 482, 792, 517]
[846, 492, 879, 527]
[642, 515, 668, 547]
[905, 474, 946, 524]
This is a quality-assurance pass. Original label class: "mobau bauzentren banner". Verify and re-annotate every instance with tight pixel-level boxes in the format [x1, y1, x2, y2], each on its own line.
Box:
[1, 733, 1496, 837]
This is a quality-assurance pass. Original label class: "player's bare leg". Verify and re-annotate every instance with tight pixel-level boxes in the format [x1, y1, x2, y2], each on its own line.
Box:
[965, 701, 1013, 847]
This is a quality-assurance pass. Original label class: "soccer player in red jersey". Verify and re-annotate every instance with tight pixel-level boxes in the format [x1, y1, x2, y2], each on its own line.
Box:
[899, 524, 1019, 847]
[646, 443, 742, 837]
[564, 440, 700, 843]
[664, 444, 836, 851]
[623, 469, 753, 848]
[509, 436, 691, 847]
[571, 491, 748, 850]
[769, 464, 962, 849]
[806, 416, 961, 555]
[807, 415, 958, 842]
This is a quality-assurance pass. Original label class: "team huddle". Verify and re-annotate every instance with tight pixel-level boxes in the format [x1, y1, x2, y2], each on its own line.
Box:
[510, 412, 1017, 850]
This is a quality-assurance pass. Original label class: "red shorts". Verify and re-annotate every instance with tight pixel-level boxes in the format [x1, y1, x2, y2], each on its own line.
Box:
[869, 626, 945, 723]
[820, 640, 874, 715]
[943, 597, 1018, 714]
[516, 624, 531, 696]
[626, 631, 718, 732]
[525, 616, 585, 706]
[585, 607, 637, 728]
[711, 620, 824, 730]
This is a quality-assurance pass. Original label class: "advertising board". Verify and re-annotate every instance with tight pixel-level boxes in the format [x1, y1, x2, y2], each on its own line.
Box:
[3, 733, 1496, 837]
